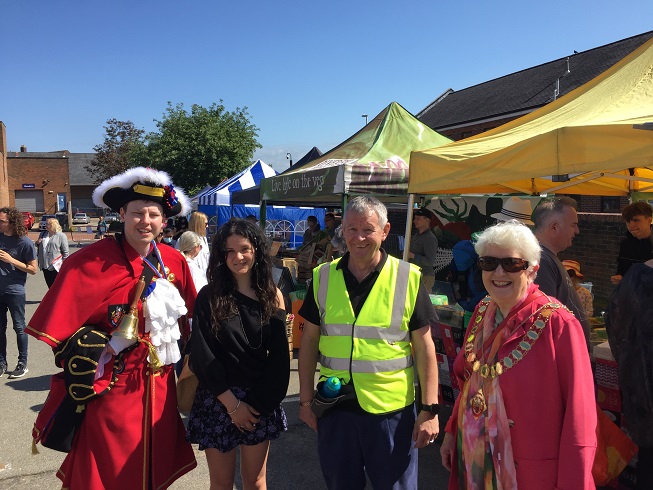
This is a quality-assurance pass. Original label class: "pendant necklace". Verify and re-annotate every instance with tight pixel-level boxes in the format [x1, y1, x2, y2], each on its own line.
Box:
[238, 304, 263, 349]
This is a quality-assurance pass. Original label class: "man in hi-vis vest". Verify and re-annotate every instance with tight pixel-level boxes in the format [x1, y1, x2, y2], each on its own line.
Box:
[298, 196, 439, 489]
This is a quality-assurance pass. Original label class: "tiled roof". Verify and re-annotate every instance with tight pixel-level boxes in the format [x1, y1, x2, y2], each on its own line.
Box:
[418, 30, 653, 131]
[67, 153, 98, 185]
[8, 150, 68, 158]
[7, 151, 97, 185]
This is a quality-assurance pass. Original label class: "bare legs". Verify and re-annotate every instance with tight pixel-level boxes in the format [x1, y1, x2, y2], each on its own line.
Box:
[206, 440, 270, 490]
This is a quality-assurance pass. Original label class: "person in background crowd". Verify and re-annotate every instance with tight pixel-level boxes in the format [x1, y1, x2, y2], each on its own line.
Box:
[532, 196, 591, 346]
[606, 257, 653, 489]
[303, 215, 320, 244]
[562, 259, 593, 318]
[35, 217, 69, 288]
[178, 231, 208, 292]
[27, 167, 197, 489]
[187, 218, 289, 490]
[161, 227, 176, 247]
[186, 211, 210, 273]
[490, 196, 535, 225]
[174, 216, 189, 242]
[440, 221, 596, 489]
[449, 197, 535, 312]
[329, 224, 347, 259]
[324, 212, 337, 239]
[298, 196, 439, 489]
[610, 201, 653, 285]
[0, 207, 37, 379]
[96, 215, 107, 238]
[408, 207, 438, 292]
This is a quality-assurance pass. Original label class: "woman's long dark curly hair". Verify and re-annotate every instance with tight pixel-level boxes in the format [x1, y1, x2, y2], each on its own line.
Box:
[0, 207, 27, 237]
[207, 218, 277, 334]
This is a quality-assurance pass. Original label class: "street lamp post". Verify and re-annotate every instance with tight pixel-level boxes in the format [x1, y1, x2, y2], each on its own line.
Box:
[286, 152, 293, 167]
[362, 114, 368, 125]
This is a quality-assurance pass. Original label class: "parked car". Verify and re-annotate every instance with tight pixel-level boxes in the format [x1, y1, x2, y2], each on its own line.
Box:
[104, 212, 121, 223]
[72, 213, 91, 225]
[39, 214, 57, 231]
[21, 211, 35, 230]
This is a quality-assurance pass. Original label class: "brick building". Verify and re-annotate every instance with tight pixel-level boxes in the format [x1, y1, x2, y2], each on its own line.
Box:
[0, 123, 98, 216]
[7, 148, 71, 213]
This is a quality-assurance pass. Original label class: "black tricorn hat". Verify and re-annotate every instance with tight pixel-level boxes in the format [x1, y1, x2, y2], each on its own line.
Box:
[92, 167, 190, 218]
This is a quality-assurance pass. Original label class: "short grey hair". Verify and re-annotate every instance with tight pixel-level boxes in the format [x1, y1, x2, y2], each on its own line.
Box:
[178, 231, 202, 254]
[474, 220, 541, 267]
[345, 196, 388, 228]
[532, 196, 577, 232]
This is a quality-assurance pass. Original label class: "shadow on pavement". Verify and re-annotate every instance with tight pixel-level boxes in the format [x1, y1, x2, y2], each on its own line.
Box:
[5, 374, 51, 393]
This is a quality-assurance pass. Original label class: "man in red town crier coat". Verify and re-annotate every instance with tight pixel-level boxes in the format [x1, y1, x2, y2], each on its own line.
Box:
[27, 167, 197, 490]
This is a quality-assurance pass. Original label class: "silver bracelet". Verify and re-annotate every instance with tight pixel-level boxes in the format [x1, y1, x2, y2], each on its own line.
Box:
[226, 399, 240, 415]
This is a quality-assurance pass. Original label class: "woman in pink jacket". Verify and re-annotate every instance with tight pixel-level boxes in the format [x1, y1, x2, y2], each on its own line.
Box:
[440, 221, 596, 489]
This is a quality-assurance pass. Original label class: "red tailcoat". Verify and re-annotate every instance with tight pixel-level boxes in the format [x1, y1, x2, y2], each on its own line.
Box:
[28, 236, 197, 490]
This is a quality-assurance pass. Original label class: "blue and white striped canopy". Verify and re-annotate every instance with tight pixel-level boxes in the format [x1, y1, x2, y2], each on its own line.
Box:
[197, 160, 277, 207]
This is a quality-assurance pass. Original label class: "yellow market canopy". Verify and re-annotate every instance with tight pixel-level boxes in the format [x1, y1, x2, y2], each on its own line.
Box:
[409, 37, 653, 197]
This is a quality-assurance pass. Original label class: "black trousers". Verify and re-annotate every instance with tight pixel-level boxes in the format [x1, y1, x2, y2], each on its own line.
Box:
[43, 269, 58, 289]
[637, 446, 653, 490]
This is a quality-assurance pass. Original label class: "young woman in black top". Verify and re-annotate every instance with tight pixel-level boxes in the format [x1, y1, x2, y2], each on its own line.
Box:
[187, 218, 289, 489]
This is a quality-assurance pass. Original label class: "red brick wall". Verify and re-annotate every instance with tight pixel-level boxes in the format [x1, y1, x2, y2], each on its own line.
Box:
[559, 212, 625, 311]
[8, 156, 70, 213]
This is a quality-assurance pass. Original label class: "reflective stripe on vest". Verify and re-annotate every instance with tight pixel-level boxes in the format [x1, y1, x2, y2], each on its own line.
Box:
[317, 260, 412, 346]
[320, 353, 413, 373]
[313, 255, 420, 413]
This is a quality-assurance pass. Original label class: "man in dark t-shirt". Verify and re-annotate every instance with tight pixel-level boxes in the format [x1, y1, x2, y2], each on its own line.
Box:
[0, 207, 37, 378]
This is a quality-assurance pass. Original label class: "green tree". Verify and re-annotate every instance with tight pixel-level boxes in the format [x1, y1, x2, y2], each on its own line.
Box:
[144, 101, 261, 194]
[85, 119, 146, 183]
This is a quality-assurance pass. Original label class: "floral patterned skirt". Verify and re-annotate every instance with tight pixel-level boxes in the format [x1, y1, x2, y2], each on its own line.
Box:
[186, 385, 287, 453]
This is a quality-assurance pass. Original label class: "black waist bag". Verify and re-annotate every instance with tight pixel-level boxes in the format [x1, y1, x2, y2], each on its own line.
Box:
[311, 380, 357, 418]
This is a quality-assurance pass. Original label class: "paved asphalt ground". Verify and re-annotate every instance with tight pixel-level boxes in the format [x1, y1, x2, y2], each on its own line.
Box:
[0, 238, 451, 489]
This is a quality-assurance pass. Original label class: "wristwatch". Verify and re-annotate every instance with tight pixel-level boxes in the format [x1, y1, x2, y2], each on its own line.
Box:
[420, 403, 440, 415]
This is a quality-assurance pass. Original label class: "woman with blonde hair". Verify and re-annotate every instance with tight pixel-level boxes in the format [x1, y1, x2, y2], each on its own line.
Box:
[186, 211, 210, 273]
[35, 217, 69, 288]
[178, 231, 208, 292]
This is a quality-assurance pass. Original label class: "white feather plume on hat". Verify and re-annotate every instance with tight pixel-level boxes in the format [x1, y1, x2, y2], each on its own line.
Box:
[92, 167, 190, 217]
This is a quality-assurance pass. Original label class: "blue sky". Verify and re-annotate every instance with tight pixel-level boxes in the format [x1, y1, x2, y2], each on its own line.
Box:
[2, 0, 652, 176]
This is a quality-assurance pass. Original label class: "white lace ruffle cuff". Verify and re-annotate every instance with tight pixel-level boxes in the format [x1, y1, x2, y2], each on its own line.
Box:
[144, 278, 188, 366]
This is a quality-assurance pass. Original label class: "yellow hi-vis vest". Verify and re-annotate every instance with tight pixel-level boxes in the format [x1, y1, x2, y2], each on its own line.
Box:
[313, 255, 422, 414]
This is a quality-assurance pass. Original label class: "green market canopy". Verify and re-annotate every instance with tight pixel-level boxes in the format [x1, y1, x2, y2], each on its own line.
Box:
[261, 102, 452, 205]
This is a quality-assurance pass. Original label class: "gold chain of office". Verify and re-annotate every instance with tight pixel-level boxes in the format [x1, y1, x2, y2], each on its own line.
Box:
[463, 298, 563, 380]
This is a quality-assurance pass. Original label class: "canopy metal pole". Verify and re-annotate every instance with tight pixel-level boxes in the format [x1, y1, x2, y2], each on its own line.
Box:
[341, 194, 348, 214]
[403, 194, 416, 261]
[260, 201, 267, 229]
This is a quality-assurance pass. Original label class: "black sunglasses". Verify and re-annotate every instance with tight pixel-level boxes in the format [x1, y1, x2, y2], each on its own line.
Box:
[478, 256, 529, 273]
